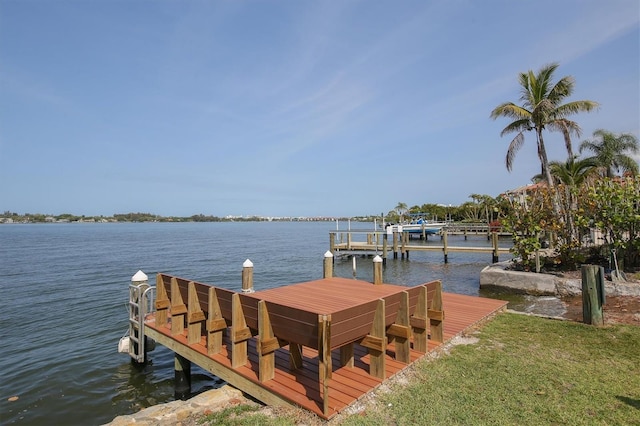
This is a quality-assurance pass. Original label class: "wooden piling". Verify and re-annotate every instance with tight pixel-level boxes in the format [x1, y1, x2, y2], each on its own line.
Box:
[323, 251, 334, 278]
[242, 259, 254, 293]
[401, 232, 408, 259]
[373, 255, 383, 285]
[392, 231, 398, 259]
[382, 233, 388, 265]
[581, 264, 605, 326]
[174, 353, 191, 400]
[443, 230, 448, 263]
[491, 232, 499, 263]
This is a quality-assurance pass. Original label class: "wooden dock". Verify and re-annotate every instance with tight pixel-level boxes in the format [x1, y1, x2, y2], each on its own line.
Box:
[140, 274, 508, 419]
[330, 230, 511, 263]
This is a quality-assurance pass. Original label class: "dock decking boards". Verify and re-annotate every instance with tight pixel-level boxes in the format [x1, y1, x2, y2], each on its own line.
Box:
[143, 278, 507, 419]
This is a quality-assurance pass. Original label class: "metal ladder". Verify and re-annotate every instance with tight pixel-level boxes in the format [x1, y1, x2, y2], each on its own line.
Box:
[128, 282, 155, 363]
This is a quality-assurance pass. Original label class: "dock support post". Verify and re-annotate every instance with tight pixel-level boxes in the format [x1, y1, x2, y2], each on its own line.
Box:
[382, 233, 388, 265]
[323, 250, 334, 278]
[329, 232, 336, 255]
[443, 230, 449, 263]
[581, 265, 605, 326]
[491, 232, 499, 263]
[174, 353, 191, 400]
[242, 259, 254, 293]
[373, 255, 383, 285]
[393, 231, 398, 259]
[401, 232, 407, 259]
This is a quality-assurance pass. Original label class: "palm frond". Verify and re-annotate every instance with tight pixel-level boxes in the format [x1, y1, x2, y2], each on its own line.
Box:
[500, 119, 532, 137]
[506, 132, 525, 172]
[548, 75, 574, 102]
[555, 100, 599, 116]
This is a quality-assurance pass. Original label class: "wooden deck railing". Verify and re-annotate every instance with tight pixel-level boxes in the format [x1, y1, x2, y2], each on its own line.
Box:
[152, 274, 444, 417]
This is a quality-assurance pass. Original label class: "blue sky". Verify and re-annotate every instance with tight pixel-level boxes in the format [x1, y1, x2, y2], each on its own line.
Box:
[1, 1, 638, 217]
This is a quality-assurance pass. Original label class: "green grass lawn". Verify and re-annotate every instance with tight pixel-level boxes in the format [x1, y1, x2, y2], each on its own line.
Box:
[343, 313, 640, 425]
[200, 313, 640, 425]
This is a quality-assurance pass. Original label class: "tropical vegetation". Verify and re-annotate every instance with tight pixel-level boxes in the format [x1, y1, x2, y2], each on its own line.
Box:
[490, 62, 599, 186]
[579, 129, 639, 178]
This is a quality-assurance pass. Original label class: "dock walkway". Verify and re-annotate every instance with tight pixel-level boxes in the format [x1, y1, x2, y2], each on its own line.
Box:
[330, 229, 511, 263]
[142, 274, 507, 420]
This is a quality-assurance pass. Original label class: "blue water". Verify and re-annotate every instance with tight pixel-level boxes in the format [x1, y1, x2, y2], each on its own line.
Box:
[0, 221, 513, 425]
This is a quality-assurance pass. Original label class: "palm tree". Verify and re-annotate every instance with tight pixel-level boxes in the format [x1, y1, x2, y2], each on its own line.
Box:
[544, 157, 599, 187]
[579, 129, 639, 177]
[491, 63, 599, 186]
[394, 202, 408, 223]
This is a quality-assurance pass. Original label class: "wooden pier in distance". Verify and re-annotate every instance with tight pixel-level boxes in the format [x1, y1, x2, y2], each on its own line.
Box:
[140, 273, 508, 419]
[330, 229, 511, 263]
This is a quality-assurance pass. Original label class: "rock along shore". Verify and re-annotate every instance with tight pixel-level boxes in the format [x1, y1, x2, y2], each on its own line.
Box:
[104, 385, 250, 426]
[480, 261, 640, 297]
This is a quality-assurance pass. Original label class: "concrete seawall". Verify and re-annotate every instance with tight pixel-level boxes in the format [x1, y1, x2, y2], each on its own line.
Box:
[480, 262, 640, 297]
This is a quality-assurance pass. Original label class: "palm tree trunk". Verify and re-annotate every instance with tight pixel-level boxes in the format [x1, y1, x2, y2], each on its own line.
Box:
[537, 131, 555, 187]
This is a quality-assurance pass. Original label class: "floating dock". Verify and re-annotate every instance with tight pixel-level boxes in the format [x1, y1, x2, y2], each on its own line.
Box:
[134, 273, 508, 419]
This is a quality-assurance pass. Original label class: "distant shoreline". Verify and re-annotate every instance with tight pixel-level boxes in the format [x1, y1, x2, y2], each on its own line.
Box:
[0, 215, 367, 225]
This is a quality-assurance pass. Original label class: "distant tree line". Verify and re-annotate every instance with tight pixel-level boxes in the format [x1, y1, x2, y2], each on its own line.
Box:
[0, 211, 352, 223]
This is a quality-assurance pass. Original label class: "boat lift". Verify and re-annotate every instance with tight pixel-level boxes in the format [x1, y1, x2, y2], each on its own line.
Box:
[119, 270, 156, 363]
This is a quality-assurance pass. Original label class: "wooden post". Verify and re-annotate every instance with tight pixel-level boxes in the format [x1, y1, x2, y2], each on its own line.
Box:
[361, 299, 387, 379]
[411, 286, 428, 352]
[428, 281, 444, 343]
[329, 232, 335, 253]
[323, 250, 334, 278]
[401, 231, 406, 259]
[340, 343, 354, 368]
[318, 314, 332, 417]
[174, 353, 191, 400]
[231, 294, 251, 368]
[393, 230, 398, 259]
[258, 301, 278, 382]
[155, 274, 169, 327]
[405, 231, 410, 259]
[170, 277, 187, 336]
[187, 281, 205, 345]
[242, 259, 254, 293]
[581, 265, 605, 326]
[289, 342, 303, 370]
[206, 287, 226, 355]
[443, 230, 449, 263]
[373, 255, 383, 285]
[491, 232, 499, 263]
[387, 291, 410, 364]
[382, 233, 388, 265]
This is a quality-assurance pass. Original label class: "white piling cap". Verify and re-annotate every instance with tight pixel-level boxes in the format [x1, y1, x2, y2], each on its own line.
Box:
[131, 270, 148, 282]
[243, 259, 254, 268]
[324, 250, 334, 258]
[373, 255, 383, 263]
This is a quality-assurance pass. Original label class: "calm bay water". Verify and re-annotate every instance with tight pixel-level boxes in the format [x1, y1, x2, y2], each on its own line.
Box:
[1, 221, 517, 425]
